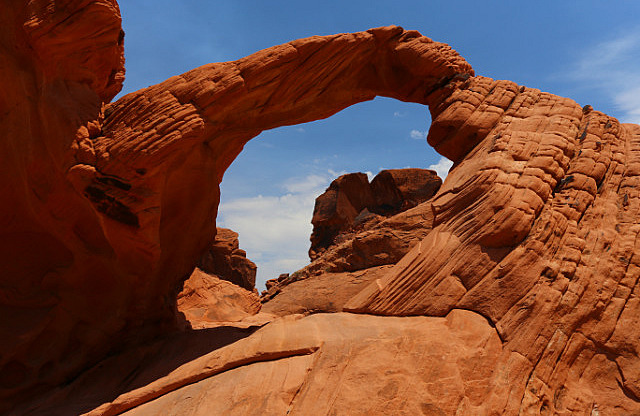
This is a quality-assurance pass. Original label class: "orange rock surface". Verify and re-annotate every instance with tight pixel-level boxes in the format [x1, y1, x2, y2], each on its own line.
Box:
[4, 0, 640, 414]
[262, 174, 440, 306]
[177, 268, 260, 328]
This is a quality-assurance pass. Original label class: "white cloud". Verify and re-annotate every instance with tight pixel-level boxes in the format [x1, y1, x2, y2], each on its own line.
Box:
[394, 111, 405, 117]
[570, 29, 640, 124]
[218, 173, 333, 291]
[328, 168, 347, 178]
[613, 86, 640, 124]
[428, 157, 453, 180]
[410, 129, 427, 140]
[295, 127, 306, 133]
[283, 174, 328, 194]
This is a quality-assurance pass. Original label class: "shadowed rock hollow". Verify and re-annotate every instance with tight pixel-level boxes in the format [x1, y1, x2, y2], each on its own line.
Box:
[3, 1, 640, 415]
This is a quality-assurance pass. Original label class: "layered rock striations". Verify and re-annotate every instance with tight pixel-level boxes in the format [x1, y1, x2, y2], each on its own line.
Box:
[1, 0, 472, 404]
[4, 0, 640, 414]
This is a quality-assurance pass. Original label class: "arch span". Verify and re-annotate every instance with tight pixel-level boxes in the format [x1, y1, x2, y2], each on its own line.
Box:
[1, 19, 475, 398]
[86, 25, 474, 316]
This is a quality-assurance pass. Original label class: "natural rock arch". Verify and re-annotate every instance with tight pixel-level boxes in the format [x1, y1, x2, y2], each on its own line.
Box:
[1, 1, 473, 399]
[4, 1, 640, 414]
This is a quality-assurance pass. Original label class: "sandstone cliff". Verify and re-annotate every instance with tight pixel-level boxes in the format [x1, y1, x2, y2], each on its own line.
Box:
[3, 1, 640, 415]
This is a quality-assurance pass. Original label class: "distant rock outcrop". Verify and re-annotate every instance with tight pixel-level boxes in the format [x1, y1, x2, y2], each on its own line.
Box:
[309, 172, 375, 258]
[309, 169, 441, 259]
[262, 170, 441, 304]
[177, 228, 260, 328]
[177, 268, 260, 328]
[198, 227, 257, 291]
[5, 1, 640, 415]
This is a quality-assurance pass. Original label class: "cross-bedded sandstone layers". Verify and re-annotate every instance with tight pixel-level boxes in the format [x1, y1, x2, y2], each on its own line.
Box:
[0, 0, 474, 408]
[261, 169, 441, 309]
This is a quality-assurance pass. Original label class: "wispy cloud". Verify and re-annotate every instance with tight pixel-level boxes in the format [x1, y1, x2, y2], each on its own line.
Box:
[569, 29, 640, 124]
[394, 111, 405, 117]
[283, 174, 328, 194]
[428, 157, 453, 180]
[410, 129, 427, 140]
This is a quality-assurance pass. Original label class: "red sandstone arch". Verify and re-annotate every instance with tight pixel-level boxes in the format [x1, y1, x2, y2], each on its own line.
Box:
[1, 0, 473, 399]
[5, 1, 640, 414]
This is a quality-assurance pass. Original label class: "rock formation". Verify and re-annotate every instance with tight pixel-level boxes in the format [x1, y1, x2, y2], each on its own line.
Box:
[4, 0, 640, 414]
[309, 172, 375, 258]
[177, 268, 260, 328]
[262, 169, 441, 305]
[177, 228, 260, 328]
[197, 227, 257, 291]
[309, 168, 441, 259]
[1, 1, 471, 404]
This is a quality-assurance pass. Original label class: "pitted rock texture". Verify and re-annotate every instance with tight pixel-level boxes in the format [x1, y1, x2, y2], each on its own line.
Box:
[346, 80, 640, 414]
[4, 0, 640, 414]
[309, 168, 441, 259]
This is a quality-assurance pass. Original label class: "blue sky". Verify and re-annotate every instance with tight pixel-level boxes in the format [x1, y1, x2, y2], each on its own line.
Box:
[117, 1, 640, 289]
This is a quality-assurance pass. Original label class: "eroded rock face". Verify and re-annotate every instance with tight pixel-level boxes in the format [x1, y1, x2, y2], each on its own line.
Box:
[177, 269, 260, 328]
[309, 169, 441, 259]
[310, 172, 375, 258]
[4, 0, 640, 414]
[262, 194, 439, 304]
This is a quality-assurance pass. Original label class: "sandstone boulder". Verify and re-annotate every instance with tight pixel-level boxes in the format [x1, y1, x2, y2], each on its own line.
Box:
[177, 269, 260, 328]
[309, 172, 374, 258]
[370, 168, 442, 214]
